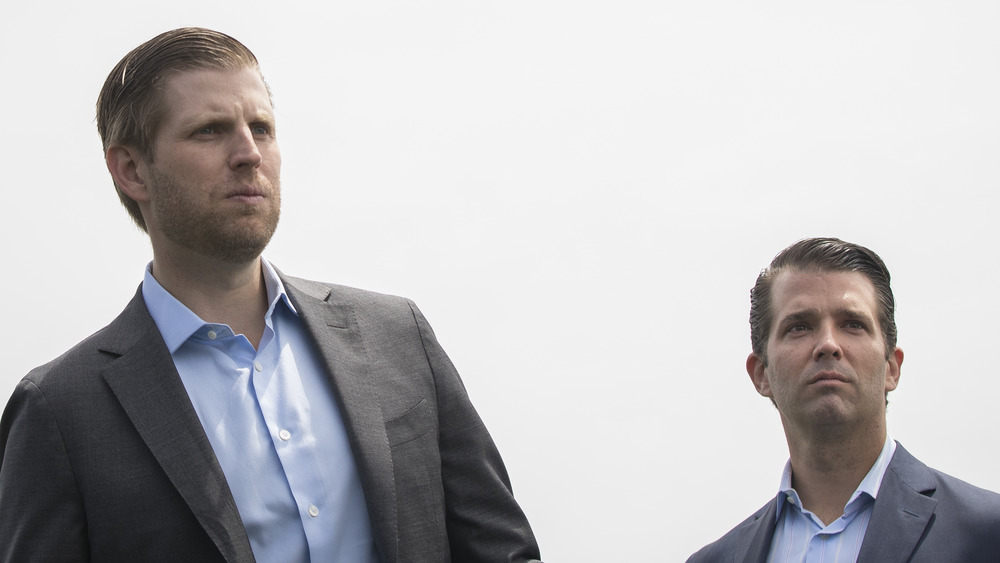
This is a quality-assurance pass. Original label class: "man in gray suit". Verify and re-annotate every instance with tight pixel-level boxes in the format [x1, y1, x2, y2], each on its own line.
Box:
[0, 27, 540, 562]
[689, 238, 1000, 563]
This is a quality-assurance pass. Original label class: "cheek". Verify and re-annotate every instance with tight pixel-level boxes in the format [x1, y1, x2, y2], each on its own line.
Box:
[853, 344, 888, 368]
[260, 143, 281, 164]
[761, 363, 787, 393]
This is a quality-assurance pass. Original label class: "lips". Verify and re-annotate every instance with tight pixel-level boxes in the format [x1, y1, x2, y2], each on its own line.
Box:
[226, 186, 267, 198]
[808, 370, 851, 385]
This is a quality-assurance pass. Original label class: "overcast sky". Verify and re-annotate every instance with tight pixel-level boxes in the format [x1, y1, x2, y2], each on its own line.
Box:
[3, 2, 1000, 560]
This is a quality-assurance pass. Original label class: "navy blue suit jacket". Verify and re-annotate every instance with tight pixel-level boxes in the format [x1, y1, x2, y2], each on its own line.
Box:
[688, 443, 1000, 563]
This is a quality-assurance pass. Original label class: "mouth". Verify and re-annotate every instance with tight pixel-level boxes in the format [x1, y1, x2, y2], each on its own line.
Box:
[226, 186, 267, 203]
[808, 370, 851, 385]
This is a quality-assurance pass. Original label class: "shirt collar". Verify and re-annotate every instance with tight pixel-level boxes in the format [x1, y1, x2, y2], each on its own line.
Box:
[141, 257, 296, 354]
[261, 258, 297, 317]
[774, 436, 897, 521]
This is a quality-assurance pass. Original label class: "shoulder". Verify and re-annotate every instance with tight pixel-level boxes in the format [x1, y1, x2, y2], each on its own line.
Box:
[279, 275, 440, 344]
[889, 443, 1000, 515]
[281, 275, 416, 312]
[3, 291, 158, 450]
[882, 443, 1000, 554]
[924, 467, 1000, 555]
[17, 290, 153, 397]
[924, 464, 1000, 519]
[687, 500, 774, 563]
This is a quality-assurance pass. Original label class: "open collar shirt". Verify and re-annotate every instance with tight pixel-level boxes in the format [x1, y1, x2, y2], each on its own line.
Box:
[142, 259, 377, 563]
[767, 437, 897, 563]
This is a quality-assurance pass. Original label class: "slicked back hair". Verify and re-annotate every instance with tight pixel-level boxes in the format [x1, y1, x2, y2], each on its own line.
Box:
[96, 27, 269, 232]
[749, 237, 897, 365]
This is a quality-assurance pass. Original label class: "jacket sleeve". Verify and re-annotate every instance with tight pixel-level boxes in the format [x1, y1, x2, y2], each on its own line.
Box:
[0, 378, 90, 562]
[409, 302, 542, 563]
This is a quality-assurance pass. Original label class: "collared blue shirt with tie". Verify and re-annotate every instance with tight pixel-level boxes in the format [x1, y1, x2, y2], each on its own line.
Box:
[142, 259, 378, 562]
[767, 437, 896, 563]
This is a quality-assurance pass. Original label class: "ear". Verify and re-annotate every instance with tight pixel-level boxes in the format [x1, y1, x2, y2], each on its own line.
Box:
[885, 346, 903, 393]
[747, 353, 772, 398]
[106, 145, 150, 203]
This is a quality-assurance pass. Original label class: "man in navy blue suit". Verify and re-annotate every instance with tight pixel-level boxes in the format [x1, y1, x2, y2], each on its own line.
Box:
[689, 238, 1000, 563]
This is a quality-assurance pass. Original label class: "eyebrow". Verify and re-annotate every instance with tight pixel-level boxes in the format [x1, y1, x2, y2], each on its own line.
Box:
[774, 310, 817, 332]
[176, 110, 276, 131]
[777, 307, 875, 327]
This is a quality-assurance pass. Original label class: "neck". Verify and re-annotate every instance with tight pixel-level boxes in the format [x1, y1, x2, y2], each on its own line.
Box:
[150, 249, 270, 349]
[782, 419, 886, 526]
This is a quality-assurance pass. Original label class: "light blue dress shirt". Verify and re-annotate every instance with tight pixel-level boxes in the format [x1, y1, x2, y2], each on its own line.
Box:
[767, 437, 896, 563]
[142, 260, 378, 563]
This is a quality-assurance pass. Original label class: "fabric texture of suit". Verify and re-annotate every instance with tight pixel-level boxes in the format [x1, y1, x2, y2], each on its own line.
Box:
[0, 274, 540, 562]
[687, 442, 1000, 563]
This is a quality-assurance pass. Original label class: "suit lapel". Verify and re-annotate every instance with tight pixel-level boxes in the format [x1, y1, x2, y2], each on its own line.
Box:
[742, 500, 777, 563]
[99, 290, 255, 563]
[283, 277, 398, 563]
[857, 443, 938, 563]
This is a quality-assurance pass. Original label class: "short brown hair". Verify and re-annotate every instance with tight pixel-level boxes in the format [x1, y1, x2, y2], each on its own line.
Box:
[96, 27, 268, 231]
[749, 237, 898, 364]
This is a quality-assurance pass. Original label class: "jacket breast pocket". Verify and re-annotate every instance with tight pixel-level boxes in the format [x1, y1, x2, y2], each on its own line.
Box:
[384, 398, 436, 447]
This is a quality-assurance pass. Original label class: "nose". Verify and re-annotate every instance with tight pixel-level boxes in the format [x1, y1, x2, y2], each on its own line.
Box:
[813, 323, 842, 361]
[228, 125, 263, 170]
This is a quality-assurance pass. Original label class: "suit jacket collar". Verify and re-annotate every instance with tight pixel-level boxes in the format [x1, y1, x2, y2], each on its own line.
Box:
[743, 501, 777, 563]
[735, 442, 938, 563]
[98, 287, 255, 563]
[281, 274, 398, 563]
[856, 443, 938, 563]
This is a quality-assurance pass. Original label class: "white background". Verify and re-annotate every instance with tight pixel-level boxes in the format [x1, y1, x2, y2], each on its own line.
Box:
[3, 2, 1000, 561]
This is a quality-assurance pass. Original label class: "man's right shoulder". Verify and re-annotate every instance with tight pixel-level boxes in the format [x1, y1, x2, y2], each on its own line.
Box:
[686, 499, 774, 563]
[20, 322, 125, 394]
[18, 289, 152, 394]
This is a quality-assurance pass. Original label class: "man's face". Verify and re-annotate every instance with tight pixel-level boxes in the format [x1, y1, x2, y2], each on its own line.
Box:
[139, 66, 281, 263]
[747, 269, 902, 432]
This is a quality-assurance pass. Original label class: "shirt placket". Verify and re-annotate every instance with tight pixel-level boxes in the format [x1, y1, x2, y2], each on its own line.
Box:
[252, 335, 324, 536]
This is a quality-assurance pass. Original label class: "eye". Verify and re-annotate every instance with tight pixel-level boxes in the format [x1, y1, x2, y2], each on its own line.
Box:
[844, 320, 866, 330]
[786, 323, 809, 333]
[251, 123, 274, 137]
[192, 125, 218, 137]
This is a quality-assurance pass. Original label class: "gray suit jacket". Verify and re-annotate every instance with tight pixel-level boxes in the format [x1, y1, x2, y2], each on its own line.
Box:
[687, 443, 1000, 562]
[0, 275, 540, 562]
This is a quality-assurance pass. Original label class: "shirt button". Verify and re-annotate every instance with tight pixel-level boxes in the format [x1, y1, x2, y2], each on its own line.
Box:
[308, 505, 319, 518]
[254, 361, 263, 372]
[279, 429, 291, 441]
[207, 330, 218, 340]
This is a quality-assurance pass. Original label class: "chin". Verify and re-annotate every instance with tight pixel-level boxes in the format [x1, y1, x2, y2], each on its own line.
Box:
[781, 399, 853, 427]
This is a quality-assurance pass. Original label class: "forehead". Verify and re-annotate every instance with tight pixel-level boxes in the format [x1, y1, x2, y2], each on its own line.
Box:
[157, 66, 272, 123]
[769, 269, 879, 321]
